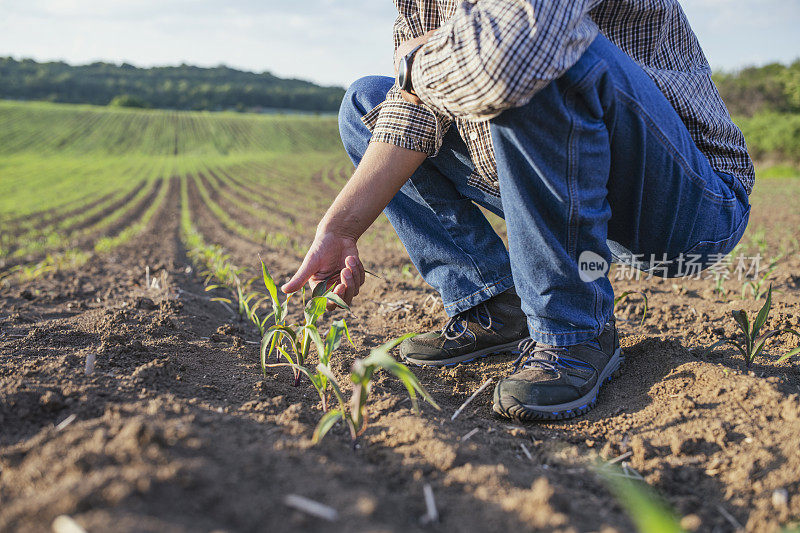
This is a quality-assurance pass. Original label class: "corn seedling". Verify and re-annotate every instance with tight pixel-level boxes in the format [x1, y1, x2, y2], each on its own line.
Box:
[613, 290, 649, 326]
[741, 255, 780, 300]
[246, 298, 274, 337]
[259, 259, 350, 386]
[292, 318, 353, 411]
[706, 285, 800, 368]
[205, 275, 261, 320]
[312, 335, 440, 445]
[713, 275, 728, 297]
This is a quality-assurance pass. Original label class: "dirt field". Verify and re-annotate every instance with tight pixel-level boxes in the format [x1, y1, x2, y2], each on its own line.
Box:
[2, 166, 799, 532]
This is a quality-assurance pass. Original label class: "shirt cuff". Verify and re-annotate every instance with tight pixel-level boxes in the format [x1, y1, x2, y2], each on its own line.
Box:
[360, 85, 448, 156]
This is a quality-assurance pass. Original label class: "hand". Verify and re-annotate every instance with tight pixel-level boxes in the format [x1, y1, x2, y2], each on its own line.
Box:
[394, 30, 436, 105]
[281, 231, 366, 311]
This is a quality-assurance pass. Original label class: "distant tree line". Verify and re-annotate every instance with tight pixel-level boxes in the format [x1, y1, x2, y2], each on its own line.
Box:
[714, 60, 800, 116]
[0, 57, 345, 112]
[1, 56, 799, 119]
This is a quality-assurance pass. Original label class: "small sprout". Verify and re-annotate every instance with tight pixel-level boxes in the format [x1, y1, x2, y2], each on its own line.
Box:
[598, 463, 685, 533]
[713, 275, 728, 297]
[259, 260, 350, 387]
[312, 334, 440, 445]
[613, 290, 648, 326]
[741, 255, 780, 301]
[705, 285, 800, 368]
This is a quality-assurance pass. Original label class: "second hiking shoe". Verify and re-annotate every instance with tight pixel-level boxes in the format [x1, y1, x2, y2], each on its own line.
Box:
[399, 288, 530, 367]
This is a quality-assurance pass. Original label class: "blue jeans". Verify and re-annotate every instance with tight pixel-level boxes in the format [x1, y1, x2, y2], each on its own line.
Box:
[338, 34, 750, 346]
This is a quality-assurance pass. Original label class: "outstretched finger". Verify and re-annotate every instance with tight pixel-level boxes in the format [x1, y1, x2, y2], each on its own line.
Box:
[281, 253, 318, 294]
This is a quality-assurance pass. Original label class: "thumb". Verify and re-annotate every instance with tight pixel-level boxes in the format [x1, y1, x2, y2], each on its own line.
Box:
[281, 253, 318, 293]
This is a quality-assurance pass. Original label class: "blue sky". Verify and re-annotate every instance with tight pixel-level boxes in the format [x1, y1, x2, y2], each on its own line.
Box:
[1, 0, 798, 87]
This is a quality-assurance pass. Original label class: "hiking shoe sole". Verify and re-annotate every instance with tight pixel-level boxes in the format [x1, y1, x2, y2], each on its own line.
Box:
[402, 339, 528, 368]
[493, 347, 624, 421]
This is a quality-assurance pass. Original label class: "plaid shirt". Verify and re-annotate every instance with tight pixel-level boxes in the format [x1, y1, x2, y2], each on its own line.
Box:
[362, 0, 755, 196]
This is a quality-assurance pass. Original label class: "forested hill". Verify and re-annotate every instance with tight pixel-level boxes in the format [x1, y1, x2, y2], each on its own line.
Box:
[0, 57, 345, 112]
[1, 56, 798, 116]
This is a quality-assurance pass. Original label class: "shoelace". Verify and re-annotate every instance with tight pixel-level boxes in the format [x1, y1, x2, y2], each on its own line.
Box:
[511, 338, 568, 373]
[443, 302, 494, 341]
[511, 338, 602, 374]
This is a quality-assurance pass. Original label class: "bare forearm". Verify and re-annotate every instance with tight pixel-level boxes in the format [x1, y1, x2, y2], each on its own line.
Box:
[319, 141, 427, 239]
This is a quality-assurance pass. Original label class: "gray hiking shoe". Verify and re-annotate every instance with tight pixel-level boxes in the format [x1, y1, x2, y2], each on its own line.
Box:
[493, 318, 623, 421]
[399, 288, 529, 367]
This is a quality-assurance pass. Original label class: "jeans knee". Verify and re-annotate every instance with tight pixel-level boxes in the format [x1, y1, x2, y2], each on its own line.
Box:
[338, 75, 393, 145]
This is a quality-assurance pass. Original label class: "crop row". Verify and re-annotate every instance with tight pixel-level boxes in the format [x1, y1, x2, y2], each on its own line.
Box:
[1, 177, 171, 283]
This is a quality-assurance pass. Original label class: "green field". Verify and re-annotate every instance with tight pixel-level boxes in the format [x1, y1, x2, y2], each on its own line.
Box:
[0, 100, 351, 277]
[1, 99, 798, 281]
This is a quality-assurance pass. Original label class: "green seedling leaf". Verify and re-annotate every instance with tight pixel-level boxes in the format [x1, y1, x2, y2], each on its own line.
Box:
[242, 292, 258, 307]
[316, 363, 346, 407]
[260, 330, 278, 375]
[313, 409, 343, 444]
[305, 296, 328, 324]
[210, 297, 233, 304]
[259, 257, 283, 321]
[260, 312, 274, 329]
[599, 464, 684, 533]
[751, 284, 773, 340]
[341, 319, 355, 347]
[741, 282, 754, 300]
[266, 324, 298, 344]
[366, 332, 417, 357]
[777, 345, 800, 364]
[302, 324, 326, 362]
[731, 310, 750, 340]
[278, 292, 292, 323]
[750, 331, 779, 365]
[312, 275, 336, 298]
[242, 277, 256, 291]
[324, 292, 351, 313]
[367, 352, 440, 412]
[275, 346, 297, 368]
[702, 339, 747, 360]
[252, 295, 270, 311]
[324, 319, 348, 363]
[613, 291, 649, 326]
[261, 326, 298, 374]
[760, 328, 800, 364]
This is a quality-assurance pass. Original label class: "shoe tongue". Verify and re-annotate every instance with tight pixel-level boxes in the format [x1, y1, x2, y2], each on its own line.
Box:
[528, 344, 564, 363]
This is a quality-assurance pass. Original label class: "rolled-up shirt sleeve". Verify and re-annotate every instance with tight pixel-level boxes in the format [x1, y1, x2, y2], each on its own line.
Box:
[412, 0, 601, 120]
[361, 13, 453, 156]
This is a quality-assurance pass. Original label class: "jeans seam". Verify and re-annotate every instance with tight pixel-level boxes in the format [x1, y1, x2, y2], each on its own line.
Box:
[566, 90, 580, 259]
[527, 322, 600, 337]
[443, 274, 515, 310]
[566, 72, 604, 331]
